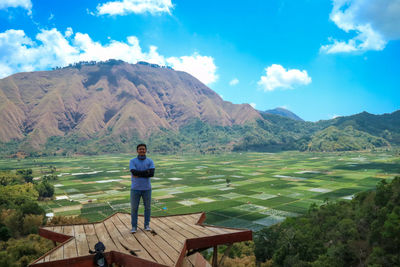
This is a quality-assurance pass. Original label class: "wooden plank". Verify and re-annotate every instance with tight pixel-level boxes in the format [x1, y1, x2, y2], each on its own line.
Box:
[161, 216, 198, 239]
[62, 226, 77, 259]
[135, 228, 175, 266]
[188, 214, 231, 234]
[118, 213, 173, 265]
[83, 224, 99, 253]
[140, 223, 180, 263]
[179, 216, 219, 236]
[52, 226, 63, 234]
[181, 256, 194, 267]
[48, 244, 63, 261]
[110, 214, 155, 262]
[74, 224, 89, 257]
[149, 217, 184, 250]
[165, 216, 205, 237]
[94, 222, 119, 252]
[103, 216, 130, 253]
[184, 214, 202, 224]
[44, 255, 50, 262]
[205, 226, 240, 234]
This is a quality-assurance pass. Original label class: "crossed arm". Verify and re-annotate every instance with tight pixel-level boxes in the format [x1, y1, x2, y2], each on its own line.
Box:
[130, 168, 155, 178]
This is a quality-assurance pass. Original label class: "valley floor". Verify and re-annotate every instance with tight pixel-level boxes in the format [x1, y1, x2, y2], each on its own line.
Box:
[1, 150, 399, 231]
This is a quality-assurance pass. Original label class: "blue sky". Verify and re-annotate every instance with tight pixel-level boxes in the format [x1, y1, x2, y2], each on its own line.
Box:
[0, 0, 399, 121]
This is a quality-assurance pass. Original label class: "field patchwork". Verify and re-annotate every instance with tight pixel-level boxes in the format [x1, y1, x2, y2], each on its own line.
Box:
[1, 151, 399, 231]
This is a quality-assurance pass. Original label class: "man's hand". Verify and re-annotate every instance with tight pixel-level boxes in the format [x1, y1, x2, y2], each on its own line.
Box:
[130, 169, 155, 178]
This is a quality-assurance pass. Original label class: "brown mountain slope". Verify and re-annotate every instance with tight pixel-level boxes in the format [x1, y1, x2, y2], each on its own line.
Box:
[0, 60, 261, 147]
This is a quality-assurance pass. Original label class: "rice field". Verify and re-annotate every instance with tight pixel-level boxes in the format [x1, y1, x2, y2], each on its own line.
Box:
[1, 150, 399, 231]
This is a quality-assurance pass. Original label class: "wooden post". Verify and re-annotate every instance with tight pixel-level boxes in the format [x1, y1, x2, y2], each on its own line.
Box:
[212, 246, 218, 267]
[219, 244, 233, 266]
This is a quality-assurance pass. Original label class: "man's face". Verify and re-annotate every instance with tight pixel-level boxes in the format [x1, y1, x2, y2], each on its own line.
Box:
[137, 146, 147, 156]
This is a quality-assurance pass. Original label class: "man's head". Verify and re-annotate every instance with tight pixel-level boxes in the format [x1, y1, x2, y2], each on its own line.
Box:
[136, 143, 147, 156]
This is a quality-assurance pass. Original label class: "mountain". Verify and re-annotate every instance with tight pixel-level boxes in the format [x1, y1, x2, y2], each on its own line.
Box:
[0, 60, 260, 151]
[319, 111, 400, 145]
[262, 107, 304, 121]
[0, 60, 398, 156]
[302, 125, 390, 151]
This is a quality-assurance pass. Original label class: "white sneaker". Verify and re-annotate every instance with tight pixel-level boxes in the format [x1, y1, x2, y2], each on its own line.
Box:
[144, 226, 151, 231]
[130, 228, 137, 233]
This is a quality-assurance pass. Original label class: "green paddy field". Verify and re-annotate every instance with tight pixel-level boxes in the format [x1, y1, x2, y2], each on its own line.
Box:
[1, 151, 399, 231]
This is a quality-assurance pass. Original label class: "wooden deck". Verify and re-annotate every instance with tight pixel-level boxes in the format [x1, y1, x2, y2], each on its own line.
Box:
[31, 212, 252, 267]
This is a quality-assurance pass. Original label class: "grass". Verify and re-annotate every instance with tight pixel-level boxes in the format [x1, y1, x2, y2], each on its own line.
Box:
[1, 150, 399, 230]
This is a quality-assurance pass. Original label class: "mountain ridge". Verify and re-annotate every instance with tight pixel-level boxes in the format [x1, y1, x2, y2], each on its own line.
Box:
[0, 60, 398, 156]
[262, 107, 304, 121]
[0, 60, 260, 148]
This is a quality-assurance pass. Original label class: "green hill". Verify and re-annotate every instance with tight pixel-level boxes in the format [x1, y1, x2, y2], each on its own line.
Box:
[317, 111, 400, 145]
[300, 125, 390, 152]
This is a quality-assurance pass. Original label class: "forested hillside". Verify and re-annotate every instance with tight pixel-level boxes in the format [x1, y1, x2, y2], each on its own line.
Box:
[0, 169, 88, 266]
[254, 177, 400, 266]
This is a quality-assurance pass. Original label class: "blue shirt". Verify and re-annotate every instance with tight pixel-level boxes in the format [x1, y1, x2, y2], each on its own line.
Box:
[129, 156, 155, 190]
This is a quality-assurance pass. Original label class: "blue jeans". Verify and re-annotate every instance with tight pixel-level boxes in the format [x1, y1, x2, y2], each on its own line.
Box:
[130, 189, 151, 229]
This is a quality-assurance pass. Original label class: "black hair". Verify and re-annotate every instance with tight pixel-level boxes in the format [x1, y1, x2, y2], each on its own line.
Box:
[136, 143, 147, 150]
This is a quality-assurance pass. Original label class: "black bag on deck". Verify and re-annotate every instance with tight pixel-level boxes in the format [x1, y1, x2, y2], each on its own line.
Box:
[89, 241, 108, 267]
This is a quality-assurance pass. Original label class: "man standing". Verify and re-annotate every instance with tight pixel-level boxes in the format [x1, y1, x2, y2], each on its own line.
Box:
[129, 144, 155, 233]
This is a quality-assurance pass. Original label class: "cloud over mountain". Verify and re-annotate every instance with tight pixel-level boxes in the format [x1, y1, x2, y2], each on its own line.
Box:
[0, 28, 217, 85]
[258, 64, 311, 91]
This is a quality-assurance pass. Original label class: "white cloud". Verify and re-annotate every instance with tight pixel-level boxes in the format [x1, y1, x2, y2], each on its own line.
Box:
[257, 64, 311, 92]
[229, 78, 239, 86]
[0, 28, 218, 85]
[166, 53, 218, 85]
[321, 0, 400, 54]
[0, 0, 32, 14]
[249, 103, 256, 108]
[96, 0, 173, 16]
[65, 27, 73, 38]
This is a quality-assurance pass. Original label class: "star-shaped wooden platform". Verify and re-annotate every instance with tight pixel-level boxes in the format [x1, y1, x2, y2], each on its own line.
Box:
[31, 212, 252, 267]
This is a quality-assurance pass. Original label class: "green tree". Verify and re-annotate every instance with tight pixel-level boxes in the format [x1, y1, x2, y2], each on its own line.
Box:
[34, 180, 54, 199]
[0, 234, 54, 267]
[16, 169, 33, 183]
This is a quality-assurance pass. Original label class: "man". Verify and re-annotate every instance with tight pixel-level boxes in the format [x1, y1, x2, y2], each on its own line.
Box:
[129, 143, 155, 233]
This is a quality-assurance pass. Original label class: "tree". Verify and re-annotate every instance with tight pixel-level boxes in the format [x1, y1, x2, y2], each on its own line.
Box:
[0, 234, 54, 266]
[34, 180, 54, 199]
[254, 177, 400, 266]
[16, 169, 33, 183]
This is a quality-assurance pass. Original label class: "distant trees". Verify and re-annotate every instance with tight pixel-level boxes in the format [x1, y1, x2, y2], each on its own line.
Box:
[16, 169, 33, 183]
[0, 234, 53, 266]
[0, 183, 44, 238]
[0, 170, 55, 266]
[2, 108, 400, 155]
[300, 126, 390, 152]
[0, 171, 23, 185]
[34, 179, 55, 199]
